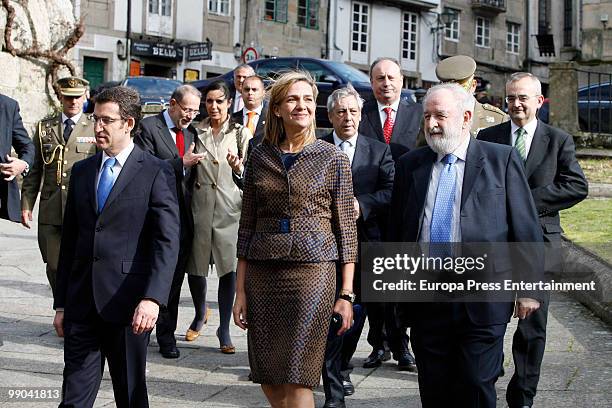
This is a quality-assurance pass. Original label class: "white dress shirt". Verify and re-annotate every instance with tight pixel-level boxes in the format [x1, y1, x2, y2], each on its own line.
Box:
[96, 142, 135, 191]
[332, 132, 358, 165]
[419, 135, 471, 243]
[242, 103, 264, 133]
[163, 109, 179, 143]
[377, 98, 401, 127]
[233, 91, 244, 113]
[61, 112, 83, 130]
[510, 118, 538, 158]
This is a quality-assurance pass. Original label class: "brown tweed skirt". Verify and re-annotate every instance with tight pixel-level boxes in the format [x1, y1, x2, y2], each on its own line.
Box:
[245, 260, 336, 387]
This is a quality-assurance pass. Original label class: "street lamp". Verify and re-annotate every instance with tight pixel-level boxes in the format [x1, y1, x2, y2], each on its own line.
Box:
[431, 9, 457, 33]
[116, 40, 127, 60]
[233, 43, 242, 61]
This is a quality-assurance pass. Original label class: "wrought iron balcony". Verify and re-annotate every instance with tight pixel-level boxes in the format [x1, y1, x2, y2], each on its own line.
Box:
[471, 0, 506, 14]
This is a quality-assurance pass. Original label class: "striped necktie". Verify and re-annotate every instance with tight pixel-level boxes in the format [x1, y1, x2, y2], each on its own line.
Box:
[514, 127, 527, 161]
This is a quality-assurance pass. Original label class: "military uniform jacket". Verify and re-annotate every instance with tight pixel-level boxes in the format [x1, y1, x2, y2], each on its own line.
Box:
[21, 113, 96, 225]
[471, 102, 508, 138]
[237, 139, 358, 264]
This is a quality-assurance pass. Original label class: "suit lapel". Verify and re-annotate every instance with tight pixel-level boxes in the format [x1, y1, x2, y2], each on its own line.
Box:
[352, 135, 369, 173]
[390, 101, 408, 142]
[461, 140, 485, 209]
[102, 146, 144, 213]
[413, 149, 436, 234]
[155, 113, 179, 156]
[500, 121, 512, 145]
[365, 102, 384, 143]
[88, 153, 103, 214]
[524, 121, 549, 178]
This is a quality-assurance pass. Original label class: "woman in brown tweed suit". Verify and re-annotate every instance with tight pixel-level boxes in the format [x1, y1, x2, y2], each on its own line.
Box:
[233, 71, 358, 407]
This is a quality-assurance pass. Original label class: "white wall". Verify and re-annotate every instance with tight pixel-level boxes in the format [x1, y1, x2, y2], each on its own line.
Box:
[369, 5, 402, 62]
[176, 0, 203, 41]
[114, 0, 143, 34]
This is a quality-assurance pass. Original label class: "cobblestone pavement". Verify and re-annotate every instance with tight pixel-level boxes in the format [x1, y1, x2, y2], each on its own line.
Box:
[1, 218, 611, 407]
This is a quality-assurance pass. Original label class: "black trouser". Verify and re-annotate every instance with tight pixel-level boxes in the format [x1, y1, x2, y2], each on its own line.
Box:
[156, 242, 189, 348]
[60, 315, 150, 408]
[322, 304, 367, 403]
[366, 302, 409, 355]
[411, 305, 506, 408]
[506, 291, 550, 407]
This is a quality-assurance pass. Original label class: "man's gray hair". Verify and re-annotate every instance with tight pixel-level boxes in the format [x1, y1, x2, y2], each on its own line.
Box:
[506, 72, 542, 95]
[235, 63, 256, 74]
[423, 83, 475, 116]
[326, 83, 364, 112]
[171, 84, 201, 102]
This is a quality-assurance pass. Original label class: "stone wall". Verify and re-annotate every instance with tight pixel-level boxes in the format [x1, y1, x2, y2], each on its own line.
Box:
[0, 0, 78, 134]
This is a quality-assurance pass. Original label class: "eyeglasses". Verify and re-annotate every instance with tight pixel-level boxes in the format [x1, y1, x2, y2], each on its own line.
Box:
[90, 115, 124, 126]
[505, 94, 541, 104]
[174, 99, 200, 116]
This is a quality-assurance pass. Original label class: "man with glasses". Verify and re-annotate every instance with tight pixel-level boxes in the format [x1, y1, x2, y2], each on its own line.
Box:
[21, 76, 96, 298]
[135, 84, 205, 359]
[478, 72, 588, 408]
[53, 86, 179, 407]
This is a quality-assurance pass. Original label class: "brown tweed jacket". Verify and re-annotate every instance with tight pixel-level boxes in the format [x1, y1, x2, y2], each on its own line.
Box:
[237, 139, 358, 263]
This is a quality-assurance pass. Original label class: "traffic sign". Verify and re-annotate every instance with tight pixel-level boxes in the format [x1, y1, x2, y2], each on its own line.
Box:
[242, 47, 258, 62]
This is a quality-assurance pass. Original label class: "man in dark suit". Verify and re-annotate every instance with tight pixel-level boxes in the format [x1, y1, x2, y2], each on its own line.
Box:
[53, 86, 180, 407]
[389, 83, 544, 408]
[135, 84, 205, 359]
[358, 57, 422, 161]
[231, 75, 267, 148]
[0, 94, 34, 222]
[478, 72, 588, 408]
[357, 57, 421, 371]
[231, 63, 256, 113]
[320, 85, 395, 408]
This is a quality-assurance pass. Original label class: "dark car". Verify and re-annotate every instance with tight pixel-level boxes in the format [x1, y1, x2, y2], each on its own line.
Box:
[189, 57, 415, 128]
[539, 83, 611, 133]
[121, 76, 182, 111]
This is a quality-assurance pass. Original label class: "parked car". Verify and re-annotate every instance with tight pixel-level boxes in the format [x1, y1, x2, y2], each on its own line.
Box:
[539, 82, 611, 133]
[189, 57, 415, 128]
[121, 76, 182, 114]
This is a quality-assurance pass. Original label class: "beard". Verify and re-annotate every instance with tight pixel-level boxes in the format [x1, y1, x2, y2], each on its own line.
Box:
[425, 123, 465, 155]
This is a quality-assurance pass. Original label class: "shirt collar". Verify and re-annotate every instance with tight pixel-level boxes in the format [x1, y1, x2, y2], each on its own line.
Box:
[510, 118, 538, 138]
[61, 111, 82, 124]
[102, 142, 135, 168]
[436, 133, 470, 163]
[377, 98, 401, 113]
[244, 103, 264, 116]
[162, 109, 179, 130]
[332, 131, 359, 147]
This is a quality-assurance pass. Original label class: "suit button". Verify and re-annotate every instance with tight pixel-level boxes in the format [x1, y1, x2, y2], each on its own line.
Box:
[62, 173, 67, 177]
[212, 160, 219, 165]
[61, 185, 66, 190]
[195, 182, 201, 189]
[211, 183, 217, 189]
[64, 160, 68, 165]
[93, 256, 99, 262]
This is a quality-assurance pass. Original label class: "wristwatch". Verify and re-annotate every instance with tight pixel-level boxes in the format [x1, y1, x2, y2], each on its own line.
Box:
[338, 290, 356, 304]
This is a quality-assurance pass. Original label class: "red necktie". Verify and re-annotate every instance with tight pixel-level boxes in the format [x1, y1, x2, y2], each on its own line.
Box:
[174, 127, 185, 157]
[383, 107, 394, 144]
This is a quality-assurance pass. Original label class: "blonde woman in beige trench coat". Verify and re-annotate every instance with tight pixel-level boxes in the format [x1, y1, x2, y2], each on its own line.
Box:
[185, 80, 252, 353]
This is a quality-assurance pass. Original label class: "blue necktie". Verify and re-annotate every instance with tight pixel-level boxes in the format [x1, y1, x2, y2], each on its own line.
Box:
[97, 157, 117, 214]
[430, 154, 458, 244]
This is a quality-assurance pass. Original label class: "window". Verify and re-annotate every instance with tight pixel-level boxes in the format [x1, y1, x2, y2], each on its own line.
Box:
[208, 0, 230, 16]
[538, 0, 550, 35]
[506, 23, 520, 54]
[297, 0, 319, 29]
[401, 12, 418, 61]
[444, 8, 460, 41]
[299, 61, 336, 82]
[475, 17, 491, 48]
[264, 0, 288, 23]
[148, 0, 171, 16]
[351, 2, 369, 53]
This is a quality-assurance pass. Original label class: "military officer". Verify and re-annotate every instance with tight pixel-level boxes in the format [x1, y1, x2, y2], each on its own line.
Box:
[417, 55, 508, 146]
[21, 77, 96, 296]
